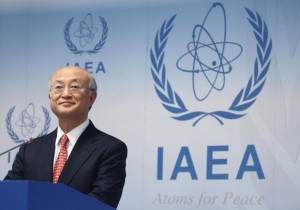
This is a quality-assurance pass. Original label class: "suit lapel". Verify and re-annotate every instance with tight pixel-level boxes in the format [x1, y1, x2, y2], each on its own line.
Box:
[36, 130, 56, 181]
[58, 122, 99, 184]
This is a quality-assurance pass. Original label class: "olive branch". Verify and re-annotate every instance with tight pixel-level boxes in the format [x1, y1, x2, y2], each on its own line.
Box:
[150, 8, 272, 126]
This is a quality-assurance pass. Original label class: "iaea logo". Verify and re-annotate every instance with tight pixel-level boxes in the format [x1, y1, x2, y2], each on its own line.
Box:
[6, 103, 51, 143]
[64, 13, 108, 55]
[150, 3, 272, 126]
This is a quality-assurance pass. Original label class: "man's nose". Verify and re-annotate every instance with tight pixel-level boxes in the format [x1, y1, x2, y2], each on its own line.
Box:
[61, 86, 72, 95]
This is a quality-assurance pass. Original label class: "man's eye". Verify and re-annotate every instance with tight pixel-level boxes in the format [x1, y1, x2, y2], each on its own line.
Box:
[54, 85, 64, 89]
[70, 85, 80, 89]
[70, 83, 81, 90]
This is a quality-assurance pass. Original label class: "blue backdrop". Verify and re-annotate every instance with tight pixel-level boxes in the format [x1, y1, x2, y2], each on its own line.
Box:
[1, 0, 300, 209]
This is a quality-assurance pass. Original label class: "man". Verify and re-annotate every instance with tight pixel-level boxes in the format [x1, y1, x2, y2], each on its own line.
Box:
[4, 66, 127, 208]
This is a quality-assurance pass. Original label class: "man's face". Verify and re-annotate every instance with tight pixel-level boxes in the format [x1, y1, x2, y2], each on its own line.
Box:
[48, 67, 96, 121]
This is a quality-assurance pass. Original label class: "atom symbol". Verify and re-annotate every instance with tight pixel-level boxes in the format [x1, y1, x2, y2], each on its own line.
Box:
[73, 13, 99, 47]
[176, 3, 243, 101]
[15, 103, 41, 137]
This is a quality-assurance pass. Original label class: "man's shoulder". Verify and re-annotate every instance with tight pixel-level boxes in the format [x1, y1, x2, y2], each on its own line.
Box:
[32, 129, 57, 143]
[85, 121, 126, 147]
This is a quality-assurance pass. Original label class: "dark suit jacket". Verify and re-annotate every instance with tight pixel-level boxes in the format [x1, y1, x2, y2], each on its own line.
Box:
[4, 121, 127, 208]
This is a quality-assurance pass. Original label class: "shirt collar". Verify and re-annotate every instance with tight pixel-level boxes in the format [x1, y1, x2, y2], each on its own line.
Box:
[56, 119, 89, 147]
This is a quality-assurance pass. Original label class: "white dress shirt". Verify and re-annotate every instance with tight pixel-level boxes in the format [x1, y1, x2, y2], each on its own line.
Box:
[53, 119, 89, 166]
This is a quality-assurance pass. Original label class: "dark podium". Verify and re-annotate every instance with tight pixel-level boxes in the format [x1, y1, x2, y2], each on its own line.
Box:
[0, 181, 115, 210]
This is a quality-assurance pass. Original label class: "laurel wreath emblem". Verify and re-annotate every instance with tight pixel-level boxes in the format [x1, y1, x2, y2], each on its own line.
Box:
[150, 9, 272, 126]
[64, 16, 108, 55]
[6, 106, 51, 143]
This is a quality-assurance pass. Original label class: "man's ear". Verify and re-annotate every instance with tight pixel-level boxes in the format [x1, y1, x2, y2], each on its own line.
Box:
[90, 91, 97, 104]
[88, 92, 97, 111]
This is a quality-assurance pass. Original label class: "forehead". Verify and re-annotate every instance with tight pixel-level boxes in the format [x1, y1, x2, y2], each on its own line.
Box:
[50, 67, 90, 84]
